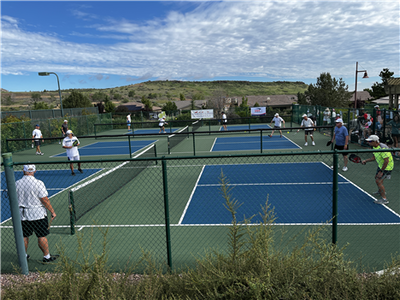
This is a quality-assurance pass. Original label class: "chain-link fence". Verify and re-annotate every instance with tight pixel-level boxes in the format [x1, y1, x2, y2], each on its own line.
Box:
[2, 114, 112, 154]
[1, 107, 99, 121]
[2, 148, 399, 275]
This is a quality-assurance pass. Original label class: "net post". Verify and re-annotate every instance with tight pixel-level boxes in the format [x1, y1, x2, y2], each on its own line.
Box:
[192, 132, 196, 156]
[332, 151, 339, 244]
[69, 190, 76, 235]
[161, 157, 173, 270]
[128, 135, 132, 158]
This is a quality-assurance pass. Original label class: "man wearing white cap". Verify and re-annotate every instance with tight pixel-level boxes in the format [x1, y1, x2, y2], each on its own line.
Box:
[329, 118, 349, 171]
[15, 165, 59, 263]
[362, 135, 394, 205]
[300, 114, 315, 146]
[269, 113, 285, 137]
[62, 130, 83, 176]
[32, 124, 44, 155]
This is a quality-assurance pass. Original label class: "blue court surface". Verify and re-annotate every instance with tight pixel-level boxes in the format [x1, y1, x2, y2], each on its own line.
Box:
[52, 140, 157, 157]
[1, 168, 102, 222]
[220, 124, 271, 131]
[179, 162, 400, 225]
[211, 136, 300, 152]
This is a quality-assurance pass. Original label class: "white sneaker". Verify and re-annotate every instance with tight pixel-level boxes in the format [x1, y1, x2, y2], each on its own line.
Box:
[40, 152, 44, 156]
[312, 141, 315, 146]
[342, 166, 348, 172]
[304, 142, 308, 146]
[36, 152, 40, 155]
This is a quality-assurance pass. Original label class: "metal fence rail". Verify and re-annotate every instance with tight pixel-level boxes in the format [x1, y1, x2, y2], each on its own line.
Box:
[2, 149, 399, 275]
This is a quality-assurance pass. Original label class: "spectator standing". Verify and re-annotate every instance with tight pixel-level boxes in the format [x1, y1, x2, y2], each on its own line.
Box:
[329, 118, 349, 171]
[221, 112, 228, 131]
[362, 135, 394, 205]
[127, 113, 132, 132]
[269, 113, 285, 137]
[387, 114, 400, 154]
[300, 114, 315, 146]
[323, 108, 331, 125]
[62, 130, 83, 176]
[60, 120, 68, 144]
[32, 124, 44, 155]
[15, 164, 59, 263]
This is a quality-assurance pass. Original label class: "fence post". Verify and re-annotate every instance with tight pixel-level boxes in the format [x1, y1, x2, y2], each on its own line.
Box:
[128, 135, 132, 158]
[192, 132, 196, 156]
[332, 151, 339, 244]
[161, 157, 172, 271]
[2, 153, 29, 275]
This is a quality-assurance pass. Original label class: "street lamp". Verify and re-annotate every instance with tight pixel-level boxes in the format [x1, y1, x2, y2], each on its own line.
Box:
[38, 72, 64, 117]
[354, 62, 369, 109]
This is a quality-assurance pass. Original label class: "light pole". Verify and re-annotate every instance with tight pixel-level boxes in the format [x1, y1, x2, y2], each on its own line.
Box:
[38, 72, 64, 117]
[354, 62, 368, 109]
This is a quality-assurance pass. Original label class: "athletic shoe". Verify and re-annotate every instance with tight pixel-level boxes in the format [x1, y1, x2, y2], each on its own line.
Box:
[342, 166, 348, 172]
[269, 135, 272, 138]
[59, 141, 61, 145]
[71, 172, 76, 176]
[78, 169, 83, 173]
[312, 141, 315, 146]
[36, 152, 40, 155]
[42, 254, 59, 263]
[374, 198, 389, 205]
[304, 142, 308, 146]
[40, 152, 44, 156]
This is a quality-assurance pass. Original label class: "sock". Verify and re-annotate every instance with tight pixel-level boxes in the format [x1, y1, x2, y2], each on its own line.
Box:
[44, 254, 51, 259]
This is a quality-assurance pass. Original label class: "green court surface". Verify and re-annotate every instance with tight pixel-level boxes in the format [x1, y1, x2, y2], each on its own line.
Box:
[1, 123, 399, 274]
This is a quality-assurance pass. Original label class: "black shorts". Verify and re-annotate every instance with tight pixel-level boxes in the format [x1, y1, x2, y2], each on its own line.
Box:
[34, 140, 41, 146]
[376, 168, 392, 180]
[22, 217, 49, 238]
[305, 129, 313, 135]
[273, 126, 281, 129]
[334, 144, 349, 156]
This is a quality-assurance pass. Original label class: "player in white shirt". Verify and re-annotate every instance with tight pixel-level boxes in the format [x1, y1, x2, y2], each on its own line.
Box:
[62, 130, 83, 176]
[300, 114, 315, 146]
[127, 113, 132, 131]
[158, 117, 168, 133]
[32, 124, 44, 155]
[269, 113, 285, 137]
[221, 112, 227, 131]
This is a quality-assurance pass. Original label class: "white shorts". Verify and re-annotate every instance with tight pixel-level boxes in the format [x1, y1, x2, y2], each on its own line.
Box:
[68, 155, 80, 161]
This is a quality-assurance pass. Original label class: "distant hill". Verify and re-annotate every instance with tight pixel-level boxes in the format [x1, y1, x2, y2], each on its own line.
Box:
[1, 80, 308, 111]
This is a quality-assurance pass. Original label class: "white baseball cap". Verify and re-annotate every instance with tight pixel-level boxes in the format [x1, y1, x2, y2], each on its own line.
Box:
[365, 135, 379, 142]
[66, 130, 73, 134]
[302, 114, 307, 118]
[335, 118, 343, 123]
[374, 105, 379, 108]
[275, 113, 279, 116]
[64, 120, 68, 123]
[23, 165, 36, 172]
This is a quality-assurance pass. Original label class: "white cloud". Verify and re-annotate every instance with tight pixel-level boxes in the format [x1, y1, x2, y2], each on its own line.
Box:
[1, 1, 399, 84]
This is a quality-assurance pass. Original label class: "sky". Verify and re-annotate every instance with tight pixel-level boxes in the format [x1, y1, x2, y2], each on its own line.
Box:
[1, 0, 399, 93]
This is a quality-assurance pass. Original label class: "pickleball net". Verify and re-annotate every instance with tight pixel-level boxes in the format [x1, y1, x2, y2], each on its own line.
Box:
[167, 126, 189, 154]
[192, 119, 202, 132]
[68, 144, 157, 233]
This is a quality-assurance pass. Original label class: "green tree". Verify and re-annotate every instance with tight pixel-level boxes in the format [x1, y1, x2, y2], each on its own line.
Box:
[128, 90, 136, 98]
[63, 91, 92, 108]
[92, 91, 108, 102]
[162, 101, 178, 112]
[180, 93, 185, 101]
[113, 93, 122, 101]
[104, 101, 116, 113]
[297, 92, 308, 105]
[364, 68, 394, 99]
[31, 92, 41, 102]
[3, 95, 13, 105]
[254, 102, 260, 107]
[141, 96, 153, 111]
[301, 73, 352, 107]
[33, 101, 49, 110]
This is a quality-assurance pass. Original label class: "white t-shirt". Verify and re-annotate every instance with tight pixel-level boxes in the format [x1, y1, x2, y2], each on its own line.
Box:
[158, 119, 167, 127]
[272, 116, 284, 127]
[63, 136, 80, 158]
[16, 175, 48, 221]
[32, 129, 43, 140]
[127, 114, 131, 122]
[301, 118, 314, 130]
[323, 111, 331, 121]
[222, 114, 227, 123]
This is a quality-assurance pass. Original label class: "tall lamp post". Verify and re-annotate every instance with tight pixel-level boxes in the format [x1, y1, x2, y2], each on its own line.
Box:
[354, 62, 369, 109]
[38, 72, 64, 117]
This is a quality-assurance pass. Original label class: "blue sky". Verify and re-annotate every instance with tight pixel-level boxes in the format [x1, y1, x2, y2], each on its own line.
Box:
[1, 0, 399, 93]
